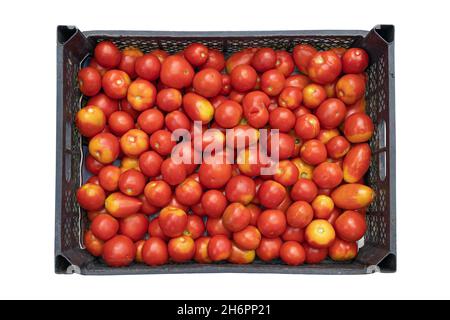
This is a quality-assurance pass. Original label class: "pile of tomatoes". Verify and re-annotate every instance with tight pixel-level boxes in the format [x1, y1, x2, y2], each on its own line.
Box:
[76, 39, 375, 267]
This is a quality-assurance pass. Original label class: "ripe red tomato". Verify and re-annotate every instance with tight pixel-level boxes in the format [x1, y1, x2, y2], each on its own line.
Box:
[108, 111, 134, 136]
[135, 53, 161, 81]
[148, 218, 169, 241]
[87, 93, 119, 119]
[303, 243, 328, 264]
[137, 108, 164, 135]
[98, 165, 120, 191]
[119, 47, 143, 79]
[84, 230, 104, 257]
[119, 213, 149, 242]
[285, 74, 311, 90]
[228, 243, 255, 264]
[85, 155, 105, 175]
[168, 235, 196, 262]
[183, 92, 215, 124]
[151, 49, 169, 63]
[144, 180, 172, 207]
[142, 237, 169, 266]
[230, 64, 258, 92]
[281, 226, 305, 242]
[293, 44, 317, 75]
[256, 237, 282, 261]
[165, 110, 190, 132]
[91, 213, 119, 241]
[305, 219, 336, 249]
[118, 169, 146, 196]
[102, 70, 131, 99]
[278, 86, 303, 109]
[286, 201, 314, 228]
[184, 43, 209, 66]
[208, 235, 232, 261]
[312, 195, 335, 219]
[343, 112, 374, 143]
[233, 226, 261, 250]
[138, 151, 163, 178]
[202, 49, 225, 71]
[215, 100, 243, 128]
[268, 132, 295, 160]
[303, 84, 327, 109]
[257, 180, 287, 209]
[184, 214, 205, 239]
[220, 75, 232, 95]
[326, 136, 351, 159]
[134, 239, 145, 263]
[290, 178, 318, 202]
[156, 88, 182, 112]
[159, 206, 188, 238]
[260, 69, 285, 96]
[201, 190, 228, 218]
[300, 139, 327, 165]
[280, 241, 306, 266]
[94, 41, 122, 68]
[76, 183, 105, 211]
[175, 178, 203, 206]
[102, 235, 136, 267]
[206, 217, 231, 238]
[295, 114, 320, 140]
[275, 50, 295, 77]
[257, 209, 287, 238]
[328, 238, 358, 261]
[150, 129, 176, 156]
[312, 162, 343, 189]
[342, 48, 369, 74]
[334, 210, 367, 242]
[160, 55, 195, 89]
[78, 67, 102, 96]
[315, 98, 346, 129]
[127, 79, 156, 111]
[225, 175, 256, 205]
[226, 48, 257, 73]
[308, 51, 342, 85]
[193, 68, 222, 98]
[222, 202, 251, 232]
[76, 105, 106, 138]
[194, 237, 212, 263]
[198, 159, 232, 189]
[161, 158, 187, 186]
[273, 160, 299, 186]
[251, 48, 277, 72]
[269, 107, 295, 132]
[242, 91, 270, 128]
[336, 74, 366, 105]
[89, 58, 108, 76]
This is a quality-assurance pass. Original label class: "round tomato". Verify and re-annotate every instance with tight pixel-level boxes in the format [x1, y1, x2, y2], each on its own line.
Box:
[175, 178, 202, 206]
[329, 237, 358, 261]
[305, 219, 336, 249]
[280, 241, 306, 266]
[184, 214, 205, 239]
[206, 218, 231, 238]
[102, 235, 136, 267]
[94, 41, 121, 68]
[201, 190, 228, 218]
[84, 230, 104, 257]
[257, 209, 287, 238]
[290, 178, 318, 203]
[269, 107, 295, 132]
[156, 88, 182, 112]
[233, 225, 261, 250]
[303, 243, 328, 264]
[168, 235, 195, 262]
[222, 202, 251, 232]
[273, 160, 299, 186]
[76, 183, 105, 211]
[334, 210, 367, 242]
[137, 108, 164, 135]
[102, 70, 131, 99]
[251, 47, 277, 72]
[343, 112, 374, 143]
[142, 237, 169, 266]
[120, 129, 149, 157]
[257, 180, 287, 209]
[312, 162, 343, 189]
[78, 67, 102, 96]
[150, 129, 176, 156]
[275, 50, 295, 77]
[159, 206, 188, 238]
[108, 111, 134, 136]
[160, 55, 195, 89]
[76, 105, 106, 138]
[148, 218, 169, 241]
[260, 69, 285, 96]
[193, 68, 222, 98]
[194, 237, 212, 263]
[135, 53, 161, 81]
[308, 51, 342, 84]
[118, 169, 146, 196]
[225, 175, 256, 205]
[127, 79, 156, 111]
[230, 64, 258, 92]
[293, 44, 317, 74]
[87, 93, 119, 119]
[208, 235, 232, 261]
[138, 151, 163, 177]
[119, 213, 149, 242]
[256, 237, 282, 261]
[202, 48, 225, 71]
[315, 98, 346, 129]
[119, 47, 143, 79]
[312, 195, 335, 219]
[91, 213, 119, 241]
[281, 226, 305, 242]
[144, 180, 172, 207]
[303, 84, 327, 109]
[198, 160, 232, 189]
[336, 74, 366, 105]
[85, 155, 104, 175]
[342, 48, 369, 74]
[286, 201, 313, 228]
[184, 43, 209, 66]
[161, 158, 187, 186]
[300, 139, 327, 165]
[215, 100, 243, 128]
[295, 114, 320, 140]
[326, 136, 351, 159]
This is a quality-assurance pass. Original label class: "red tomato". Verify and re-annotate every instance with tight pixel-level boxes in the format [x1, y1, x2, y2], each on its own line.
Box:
[94, 41, 121, 68]
[201, 190, 228, 218]
[300, 139, 327, 165]
[328, 238, 358, 261]
[295, 114, 320, 140]
[119, 47, 143, 79]
[105, 192, 142, 218]
[268, 132, 295, 160]
[230, 64, 258, 92]
[225, 175, 256, 205]
[165, 110, 190, 132]
[77, 183, 105, 211]
[160, 55, 194, 89]
[226, 48, 257, 73]
[108, 111, 134, 136]
[278, 86, 303, 110]
[222, 202, 251, 232]
[251, 48, 277, 72]
[194, 237, 212, 263]
[150, 130, 176, 156]
[134, 239, 145, 263]
[275, 50, 295, 77]
[98, 165, 121, 191]
[305, 219, 336, 249]
[193, 68, 222, 98]
[260, 69, 285, 96]
[308, 51, 342, 85]
[119, 98, 139, 120]
[198, 160, 232, 189]
[336, 74, 366, 105]
[269, 107, 295, 132]
[84, 230, 104, 257]
[142, 237, 169, 266]
[76, 105, 106, 138]
[159, 206, 188, 238]
[285, 74, 311, 90]
[327, 208, 342, 226]
[242, 91, 270, 128]
[137, 108, 164, 135]
[280, 241, 306, 266]
[144, 180, 172, 207]
[85, 155, 105, 175]
[183, 92, 215, 124]
[119, 213, 149, 242]
[312, 195, 335, 219]
[118, 169, 146, 196]
[139, 151, 163, 178]
[281, 226, 305, 242]
[220, 75, 232, 95]
[91, 213, 119, 241]
[89, 58, 108, 76]
[293, 44, 317, 75]
[135, 53, 161, 81]
[184, 43, 209, 66]
[233, 226, 261, 250]
[257, 209, 287, 238]
[214, 100, 243, 128]
[334, 210, 367, 242]
[326, 136, 351, 159]
[184, 214, 205, 239]
[343, 143, 371, 183]
[257, 180, 287, 209]
[148, 218, 169, 241]
[315, 98, 346, 129]
[78, 67, 102, 96]
[228, 243, 256, 264]
[156, 88, 182, 112]
[290, 178, 318, 203]
[273, 160, 299, 186]
[102, 235, 136, 267]
[120, 129, 149, 157]
[161, 158, 187, 186]
[206, 217, 231, 238]
[303, 84, 327, 109]
[343, 112, 374, 143]
[151, 49, 169, 63]
[202, 49, 225, 71]
[208, 235, 232, 261]
[303, 243, 328, 264]
[87, 93, 119, 119]
[342, 48, 369, 74]
[312, 162, 343, 189]
[102, 70, 131, 99]
[168, 235, 195, 262]
[175, 178, 202, 206]
[256, 237, 282, 261]
[286, 201, 313, 228]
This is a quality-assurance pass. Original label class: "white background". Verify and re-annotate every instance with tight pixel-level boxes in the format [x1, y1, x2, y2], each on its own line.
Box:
[0, 0, 448, 300]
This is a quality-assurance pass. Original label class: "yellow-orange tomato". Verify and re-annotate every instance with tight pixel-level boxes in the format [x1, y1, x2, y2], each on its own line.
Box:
[194, 237, 212, 264]
[105, 192, 142, 218]
[312, 195, 335, 219]
[317, 129, 340, 145]
[344, 113, 374, 143]
[84, 230, 104, 257]
[182, 93, 215, 124]
[291, 158, 314, 180]
[120, 129, 149, 157]
[343, 143, 371, 183]
[127, 79, 156, 111]
[328, 238, 358, 261]
[76, 105, 106, 137]
[120, 156, 140, 173]
[305, 219, 336, 249]
[228, 243, 255, 264]
[88, 133, 120, 164]
[331, 183, 375, 210]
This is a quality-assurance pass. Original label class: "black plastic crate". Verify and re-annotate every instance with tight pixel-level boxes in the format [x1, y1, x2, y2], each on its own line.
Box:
[55, 25, 396, 275]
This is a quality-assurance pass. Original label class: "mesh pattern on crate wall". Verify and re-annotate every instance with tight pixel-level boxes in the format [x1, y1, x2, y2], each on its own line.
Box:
[62, 34, 391, 258]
